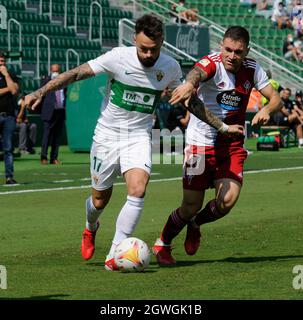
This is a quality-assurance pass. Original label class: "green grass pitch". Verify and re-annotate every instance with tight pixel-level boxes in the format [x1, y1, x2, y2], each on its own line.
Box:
[0, 139, 302, 300]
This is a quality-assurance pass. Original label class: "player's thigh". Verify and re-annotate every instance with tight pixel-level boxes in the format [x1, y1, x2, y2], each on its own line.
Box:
[180, 188, 205, 220]
[214, 178, 242, 211]
[121, 137, 151, 197]
[120, 137, 152, 174]
[124, 168, 150, 198]
[90, 141, 120, 192]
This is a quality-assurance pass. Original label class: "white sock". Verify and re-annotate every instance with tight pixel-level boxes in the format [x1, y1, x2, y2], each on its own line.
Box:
[86, 196, 103, 231]
[299, 138, 303, 145]
[107, 195, 144, 257]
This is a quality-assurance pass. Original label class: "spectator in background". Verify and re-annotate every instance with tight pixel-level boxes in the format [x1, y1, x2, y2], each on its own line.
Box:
[166, 103, 189, 133]
[16, 95, 37, 155]
[294, 89, 303, 109]
[40, 64, 67, 165]
[291, 0, 303, 18]
[271, 2, 292, 29]
[269, 88, 303, 147]
[256, 0, 272, 19]
[283, 33, 300, 61]
[155, 88, 189, 132]
[173, 0, 199, 25]
[293, 89, 303, 128]
[0, 51, 19, 185]
[293, 35, 303, 61]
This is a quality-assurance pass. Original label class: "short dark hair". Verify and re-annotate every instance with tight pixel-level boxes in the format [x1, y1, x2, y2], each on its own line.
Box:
[135, 14, 164, 41]
[223, 26, 250, 47]
[0, 51, 6, 59]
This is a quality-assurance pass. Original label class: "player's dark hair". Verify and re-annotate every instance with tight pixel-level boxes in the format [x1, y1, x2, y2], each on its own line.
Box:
[223, 26, 250, 47]
[135, 14, 164, 40]
[0, 51, 6, 59]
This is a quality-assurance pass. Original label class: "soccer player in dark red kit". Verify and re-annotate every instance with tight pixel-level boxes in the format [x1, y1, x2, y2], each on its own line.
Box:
[153, 26, 283, 265]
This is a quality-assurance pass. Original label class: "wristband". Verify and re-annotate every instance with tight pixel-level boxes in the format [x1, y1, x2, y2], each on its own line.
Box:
[218, 123, 229, 133]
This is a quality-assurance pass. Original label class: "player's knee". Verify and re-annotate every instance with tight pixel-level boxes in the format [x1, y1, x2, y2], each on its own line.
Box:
[217, 192, 237, 214]
[92, 197, 109, 210]
[128, 186, 146, 198]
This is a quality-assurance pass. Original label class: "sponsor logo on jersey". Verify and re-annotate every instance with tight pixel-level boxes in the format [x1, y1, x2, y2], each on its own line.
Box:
[144, 163, 151, 169]
[216, 90, 243, 111]
[200, 59, 210, 67]
[122, 91, 155, 106]
[125, 70, 136, 75]
[156, 70, 164, 81]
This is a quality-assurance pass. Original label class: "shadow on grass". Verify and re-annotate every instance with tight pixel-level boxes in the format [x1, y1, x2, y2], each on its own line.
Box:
[86, 262, 157, 273]
[0, 294, 70, 300]
[165, 254, 303, 267]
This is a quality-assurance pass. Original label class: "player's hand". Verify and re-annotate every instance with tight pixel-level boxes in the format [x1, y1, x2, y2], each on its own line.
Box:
[251, 108, 270, 126]
[16, 116, 22, 124]
[0, 65, 9, 77]
[169, 82, 194, 105]
[226, 124, 245, 136]
[24, 92, 42, 111]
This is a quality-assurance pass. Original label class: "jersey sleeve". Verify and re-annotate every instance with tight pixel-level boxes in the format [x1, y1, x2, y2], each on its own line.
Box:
[87, 47, 120, 75]
[167, 61, 183, 89]
[195, 56, 216, 81]
[253, 63, 270, 91]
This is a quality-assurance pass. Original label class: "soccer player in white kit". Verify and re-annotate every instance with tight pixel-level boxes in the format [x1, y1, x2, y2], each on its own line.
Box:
[24, 15, 242, 271]
[153, 26, 283, 265]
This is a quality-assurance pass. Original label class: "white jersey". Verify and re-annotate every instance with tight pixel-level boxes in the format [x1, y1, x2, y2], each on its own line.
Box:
[186, 52, 269, 147]
[88, 46, 183, 142]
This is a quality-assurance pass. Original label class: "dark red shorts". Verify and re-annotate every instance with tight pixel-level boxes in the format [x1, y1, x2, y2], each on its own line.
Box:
[183, 144, 248, 191]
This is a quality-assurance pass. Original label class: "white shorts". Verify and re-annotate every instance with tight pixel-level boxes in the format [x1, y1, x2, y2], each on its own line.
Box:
[90, 136, 152, 191]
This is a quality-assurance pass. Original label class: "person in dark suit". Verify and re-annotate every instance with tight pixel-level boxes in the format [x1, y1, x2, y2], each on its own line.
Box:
[40, 64, 67, 165]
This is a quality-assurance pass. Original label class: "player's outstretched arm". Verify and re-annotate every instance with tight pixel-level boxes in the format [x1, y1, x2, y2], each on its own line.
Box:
[169, 66, 207, 105]
[24, 63, 95, 110]
[252, 84, 282, 126]
[186, 95, 244, 136]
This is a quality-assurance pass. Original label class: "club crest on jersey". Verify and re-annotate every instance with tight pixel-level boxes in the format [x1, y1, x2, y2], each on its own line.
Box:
[243, 80, 251, 93]
[156, 70, 164, 81]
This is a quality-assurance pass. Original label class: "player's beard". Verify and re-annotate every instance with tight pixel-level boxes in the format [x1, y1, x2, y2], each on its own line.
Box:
[138, 54, 159, 68]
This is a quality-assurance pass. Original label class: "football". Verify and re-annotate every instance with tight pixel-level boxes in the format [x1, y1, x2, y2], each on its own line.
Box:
[114, 237, 151, 272]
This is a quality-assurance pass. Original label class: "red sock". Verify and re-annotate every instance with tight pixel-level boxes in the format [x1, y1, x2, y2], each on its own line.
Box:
[161, 208, 187, 245]
[194, 199, 226, 226]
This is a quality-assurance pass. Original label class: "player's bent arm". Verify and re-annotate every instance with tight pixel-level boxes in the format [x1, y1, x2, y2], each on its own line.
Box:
[187, 95, 244, 135]
[259, 84, 283, 115]
[169, 67, 208, 105]
[32, 63, 95, 100]
[251, 84, 283, 126]
[186, 66, 208, 87]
